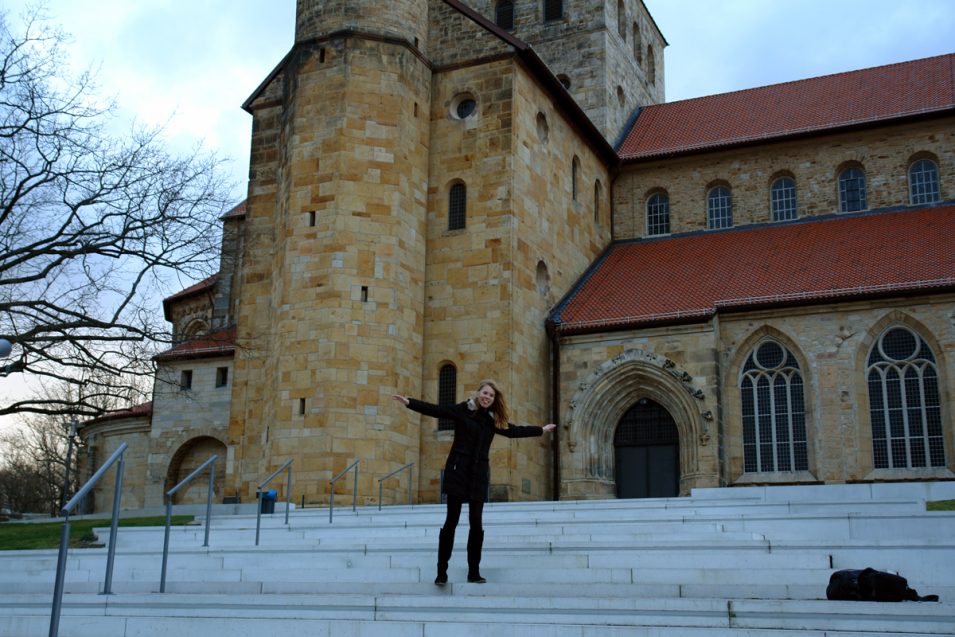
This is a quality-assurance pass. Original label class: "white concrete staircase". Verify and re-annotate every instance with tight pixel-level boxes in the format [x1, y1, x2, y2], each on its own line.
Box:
[1, 482, 953, 636]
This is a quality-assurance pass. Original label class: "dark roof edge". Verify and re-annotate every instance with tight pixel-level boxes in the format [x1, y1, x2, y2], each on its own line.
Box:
[548, 241, 620, 325]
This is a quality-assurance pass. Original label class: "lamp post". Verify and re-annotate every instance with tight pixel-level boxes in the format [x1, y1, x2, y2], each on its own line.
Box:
[60, 419, 79, 515]
[0, 338, 12, 358]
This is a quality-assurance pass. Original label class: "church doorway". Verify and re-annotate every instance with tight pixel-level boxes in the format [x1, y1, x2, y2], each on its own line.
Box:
[614, 398, 679, 498]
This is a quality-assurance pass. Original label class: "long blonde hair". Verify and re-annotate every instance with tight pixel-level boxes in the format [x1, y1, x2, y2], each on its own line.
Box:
[477, 379, 510, 429]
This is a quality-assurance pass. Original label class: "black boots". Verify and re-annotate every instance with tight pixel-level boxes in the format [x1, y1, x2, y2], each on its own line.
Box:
[467, 528, 486, 583]
[435, 527, 454, 585]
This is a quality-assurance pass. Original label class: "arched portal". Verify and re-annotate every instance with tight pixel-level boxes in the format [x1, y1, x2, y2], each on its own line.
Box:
[165, 436, 227, 505]
[614, 399, 680, 498]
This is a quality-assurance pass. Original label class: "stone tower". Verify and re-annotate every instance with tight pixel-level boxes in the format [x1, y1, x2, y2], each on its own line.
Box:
[230, 0, 433, 503]
[466, 0, 665, 141]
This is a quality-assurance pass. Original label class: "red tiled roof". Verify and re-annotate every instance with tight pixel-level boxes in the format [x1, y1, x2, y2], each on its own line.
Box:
[162, 274, 219, 320]
[551, 205, 955, 335]
[222, 200, 246, 219]
[618, 54, 955, 160]
[153, 327, 236, 362]
[85, 402, 153, 426]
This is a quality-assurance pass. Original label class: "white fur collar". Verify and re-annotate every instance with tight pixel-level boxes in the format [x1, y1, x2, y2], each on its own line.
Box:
[466, 398, 495, 419]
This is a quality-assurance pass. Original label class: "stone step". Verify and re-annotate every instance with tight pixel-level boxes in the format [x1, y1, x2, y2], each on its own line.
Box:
[2, 593, 953, 637]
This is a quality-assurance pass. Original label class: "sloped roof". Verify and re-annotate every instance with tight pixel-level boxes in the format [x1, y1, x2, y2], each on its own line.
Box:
[84, 402, 153, 426]
[153, 327, 237, 362]
[618, 53, 955, 160]
[550, 205, 955, 335]
[162, 274, 219, 321]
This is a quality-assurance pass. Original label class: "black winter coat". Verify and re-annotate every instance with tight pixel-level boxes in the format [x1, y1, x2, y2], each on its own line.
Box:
[406, 398, 543, 501]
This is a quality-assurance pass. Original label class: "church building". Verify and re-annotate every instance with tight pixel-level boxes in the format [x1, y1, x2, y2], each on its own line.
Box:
[80, 1, 954, 511]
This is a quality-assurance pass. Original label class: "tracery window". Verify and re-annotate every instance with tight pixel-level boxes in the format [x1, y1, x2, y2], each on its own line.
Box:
[740, 340, 808, 473]
[867, 327, 945, 469]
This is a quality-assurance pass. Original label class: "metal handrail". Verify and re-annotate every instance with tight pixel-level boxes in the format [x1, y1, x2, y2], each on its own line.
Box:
[378, 462, 414, 511]
[49, 442, 128, 637]
[329, 459, 359, 523]
[160, 454, 217, 593]
[255, 458, 293, 546]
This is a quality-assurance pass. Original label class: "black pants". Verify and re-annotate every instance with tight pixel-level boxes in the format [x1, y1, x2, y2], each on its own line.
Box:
[443, 494, 484, 532]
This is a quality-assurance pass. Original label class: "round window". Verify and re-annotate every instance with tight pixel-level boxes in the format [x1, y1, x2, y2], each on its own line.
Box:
[451, 94, 477, 120]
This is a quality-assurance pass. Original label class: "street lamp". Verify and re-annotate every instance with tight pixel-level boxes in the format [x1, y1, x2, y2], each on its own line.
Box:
[0, 338, 11, 358]
[60, 419, 79, 514]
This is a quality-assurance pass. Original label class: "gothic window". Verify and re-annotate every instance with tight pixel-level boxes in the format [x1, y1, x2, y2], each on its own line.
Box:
[617, 0, 626, 39]
[438, 364, 457, 431]
[838, 166, 867, 212]
[646, 191, 670, 235]
[495, 1, 514, 30]
[867, 327, 945, 469]
[909, 159, 941, 205]
[707, 185, 732, 229]
[740, 340, 808, 473]
[449, 182, 466, 230]
[771, 177, 797, 221]
[544, 0, 563, 22]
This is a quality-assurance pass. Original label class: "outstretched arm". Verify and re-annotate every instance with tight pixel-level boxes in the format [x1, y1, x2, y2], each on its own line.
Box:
[498, 422, 557, 438]
[393, 395, 457, 420]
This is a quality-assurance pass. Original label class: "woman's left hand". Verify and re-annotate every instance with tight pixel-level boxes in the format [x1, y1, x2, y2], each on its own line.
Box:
[542, 424, 556, 432]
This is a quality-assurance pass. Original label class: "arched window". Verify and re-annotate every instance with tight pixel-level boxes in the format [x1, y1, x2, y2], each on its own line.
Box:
[544, 0, 563, 21]
[617, 0, 626, 39]
[707, 185, 732, 229]
[437, 364, 457, 431]
[838, 166, 867, 213]
[647, 46, 655, 84]
[594, 179, 602, 223]
[632, 23, 642, 64]
[448, 182, 466, 230]
[740, 340, 808, 473]
[867, 327, 944, 469]
[909, 159, 940, 204]
[646, 191, 670, 235]
[495, 0, 514, 30]
[571, 156, 581, 202]
[771, 177, 797, 221]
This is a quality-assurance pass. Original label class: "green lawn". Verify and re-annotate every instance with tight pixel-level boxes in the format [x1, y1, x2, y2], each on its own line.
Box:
[0, 516, 194, 550]
[927, 499, 955, 511]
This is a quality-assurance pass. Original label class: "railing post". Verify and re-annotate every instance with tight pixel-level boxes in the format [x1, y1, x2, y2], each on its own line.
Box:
[102, 455, 125, 595]
[284, 465, 292, 526]
[329, 482, 334, 524]
[49, 442, 127, 637]
[255, 489, 262, 546]
[352, 464, 358, 513]
[160, 498, 172, 593]
[47, 515, 71, 637]
[204, 460, 215, 547]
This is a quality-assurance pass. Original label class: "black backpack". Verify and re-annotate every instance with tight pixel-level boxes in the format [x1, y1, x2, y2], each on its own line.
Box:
[826, 568, 939, 602]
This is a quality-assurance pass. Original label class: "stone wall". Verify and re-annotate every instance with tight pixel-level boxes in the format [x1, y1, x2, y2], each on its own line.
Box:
[556, 295, 955, 497]
[613, 117, 955, 239]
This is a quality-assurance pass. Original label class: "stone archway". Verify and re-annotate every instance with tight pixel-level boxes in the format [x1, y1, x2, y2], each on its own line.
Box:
[165, 436, 227, 505]
[562, 349, 716, 498]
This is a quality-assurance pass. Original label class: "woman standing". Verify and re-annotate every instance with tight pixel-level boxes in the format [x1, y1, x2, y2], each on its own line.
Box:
[393, 380, 556, 585]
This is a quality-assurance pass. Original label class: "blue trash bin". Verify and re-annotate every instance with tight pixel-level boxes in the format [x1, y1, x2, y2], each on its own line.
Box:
[260, 489, 277, 514]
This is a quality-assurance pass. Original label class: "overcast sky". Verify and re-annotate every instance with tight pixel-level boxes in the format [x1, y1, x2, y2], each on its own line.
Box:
[2, 0, 954, 426]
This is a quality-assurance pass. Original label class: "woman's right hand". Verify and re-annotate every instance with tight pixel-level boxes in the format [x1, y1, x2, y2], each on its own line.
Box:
[392, 394, 410, 406]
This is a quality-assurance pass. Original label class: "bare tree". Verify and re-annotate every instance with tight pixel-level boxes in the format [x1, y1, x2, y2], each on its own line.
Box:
[0, 9, 235, 417]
